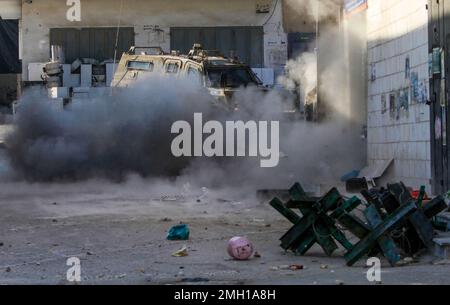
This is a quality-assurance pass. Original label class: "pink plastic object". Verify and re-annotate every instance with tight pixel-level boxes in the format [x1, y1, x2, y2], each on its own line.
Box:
[227, 236, 254, 260]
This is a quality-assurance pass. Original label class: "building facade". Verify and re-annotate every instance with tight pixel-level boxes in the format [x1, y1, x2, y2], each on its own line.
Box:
[366, 0, 432, 191]
[14, 0, 290, 81]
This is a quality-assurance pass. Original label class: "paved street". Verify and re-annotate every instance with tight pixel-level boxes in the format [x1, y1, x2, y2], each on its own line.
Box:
[0, 173, 449, 285]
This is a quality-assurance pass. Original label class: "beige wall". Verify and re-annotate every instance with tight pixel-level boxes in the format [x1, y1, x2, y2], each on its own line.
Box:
[21, 0, 288, 80]
[0, 0, 21, 19]
[366, 0, 431, 190]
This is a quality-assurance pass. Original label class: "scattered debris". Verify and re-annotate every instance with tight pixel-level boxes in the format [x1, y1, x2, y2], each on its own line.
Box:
[404, 257, 414, 263]
[160, 217, 172, 222]
[161, 195, 185, 202]
[358, 159, 394, 187]
[252, 218, 265, 223]
[167, 224, 190, 241]
[253, 251, 262, 258]
[217, 198, 232, 203]
[172, 245, 189, 257]
[320, 264, 328, 269]
[289, 264, 304, 270]
[269, 181, 447, 267]
[227, 236, 254, 260]
[432, 259, 450, 265]
[346, 177, 368, 193]
[181, 277, 210, 283]
[270, 266, 279, 271]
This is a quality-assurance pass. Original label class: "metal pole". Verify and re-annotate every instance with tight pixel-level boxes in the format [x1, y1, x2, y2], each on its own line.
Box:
[112, 0, 125, 84]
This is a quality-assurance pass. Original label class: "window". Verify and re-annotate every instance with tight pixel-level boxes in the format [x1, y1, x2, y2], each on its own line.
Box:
[166, 62, 180, 74]
[187, 66, 202, 84]
[127, 61, 154, 71]
[207, 67, 258, 88]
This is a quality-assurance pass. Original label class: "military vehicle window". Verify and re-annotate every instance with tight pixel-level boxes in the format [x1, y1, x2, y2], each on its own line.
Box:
[127, 61, 154, 71]
[207, 68, 257, 88]
[187, 66, 202, 83]
[166, 62, 180, 74]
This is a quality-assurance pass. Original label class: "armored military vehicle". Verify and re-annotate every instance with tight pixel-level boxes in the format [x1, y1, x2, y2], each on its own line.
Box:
[111, 44, 270, 110]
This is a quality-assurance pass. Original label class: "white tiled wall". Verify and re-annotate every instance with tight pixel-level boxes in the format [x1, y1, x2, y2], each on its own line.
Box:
[367, 0, 431, 190]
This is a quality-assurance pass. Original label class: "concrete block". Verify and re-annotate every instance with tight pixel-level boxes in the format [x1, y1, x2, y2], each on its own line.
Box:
[70, 74, 81, 87]
[81, 64, 92, 87]
[62, 64, 71, 87]
[28, 63, 46, 81]
[73, 87, 90, 99]
[434, 237, 450, 259]
[106, 63, 116, 87]
[48, 87, 69, 99]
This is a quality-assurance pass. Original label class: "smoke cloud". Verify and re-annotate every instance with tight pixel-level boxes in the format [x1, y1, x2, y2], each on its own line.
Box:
[5, 77, 216, 181]
[2, 0, 367, 192]
[282, 0, 342, 32]
[3, 71, 359, 190]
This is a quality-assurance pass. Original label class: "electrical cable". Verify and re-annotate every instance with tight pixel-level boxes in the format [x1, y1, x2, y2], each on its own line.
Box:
[262, 0, 280, 26]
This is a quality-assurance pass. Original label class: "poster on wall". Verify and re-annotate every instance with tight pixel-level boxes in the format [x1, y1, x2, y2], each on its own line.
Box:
[389, 93, 397, 120]
[399, 87, 410, 120]
[381, 94, 387, 114]
[418, 81, 428, 104]
[370, 63, 376, 81]
[432, 48, 442, 75]
[344, 0, 368, 17]
[410, 72, 419, 103]
[405, 57, 410, 79]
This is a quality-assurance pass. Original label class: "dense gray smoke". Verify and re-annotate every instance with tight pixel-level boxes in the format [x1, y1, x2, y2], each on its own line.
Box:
[6, 77, 217, 181]
[5, 76, 292, 183]
[4, 73, 359, 189]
